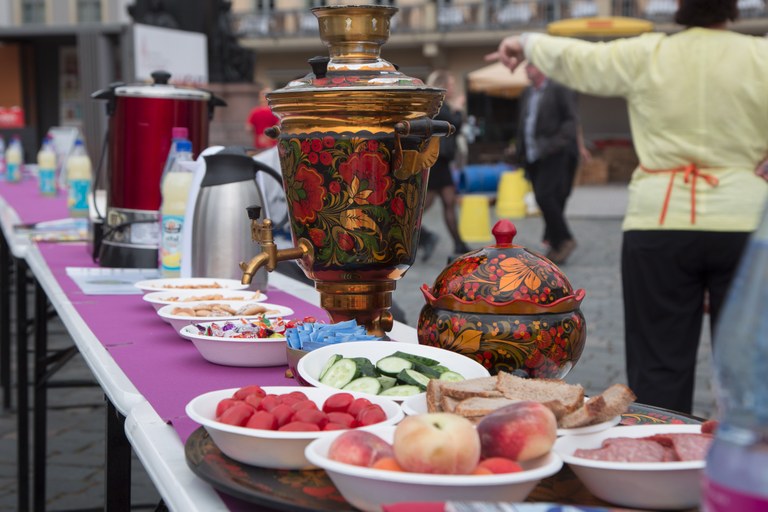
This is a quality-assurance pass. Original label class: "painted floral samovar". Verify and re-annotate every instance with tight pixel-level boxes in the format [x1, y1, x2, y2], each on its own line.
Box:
[239, 5, 453, 336]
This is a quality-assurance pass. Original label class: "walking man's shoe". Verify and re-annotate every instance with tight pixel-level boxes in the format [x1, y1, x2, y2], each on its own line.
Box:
[419, 230, 439, 262]
[548, 239, 577, 265]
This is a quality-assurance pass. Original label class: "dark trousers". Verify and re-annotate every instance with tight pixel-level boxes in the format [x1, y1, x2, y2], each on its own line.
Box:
[621, 230, 750, 413]
[528, 152, 576, 250]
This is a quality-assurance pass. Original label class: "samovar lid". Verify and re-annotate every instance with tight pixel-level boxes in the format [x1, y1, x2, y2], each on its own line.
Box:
[268, 5, 444, 120]
[421, 220, 586, 315]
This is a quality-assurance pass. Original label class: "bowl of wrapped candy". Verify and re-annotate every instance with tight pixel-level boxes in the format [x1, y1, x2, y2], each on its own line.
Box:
[285, 320, 380, 386]
[179, 317, 303, 367]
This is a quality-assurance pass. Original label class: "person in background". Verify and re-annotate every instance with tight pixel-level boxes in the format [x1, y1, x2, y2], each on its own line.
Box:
[488, 0, 768, 414]
[245, 86, 278, 151]
[516, 63, 580, 264]
[419, 70, 471, 260]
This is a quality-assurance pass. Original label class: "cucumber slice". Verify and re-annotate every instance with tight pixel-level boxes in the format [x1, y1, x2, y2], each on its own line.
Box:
[319, 358, 359, 389]
[342, 377, 382, 395]
[397, 369, 431, 390]
[391, 350, 441, 367]
[351, 357, 378, 377]
[377, 375, 398, 391]
[318, 354, 342, 381]
[376, 356, 413, 377]
[432, 365, 451, 374]
[379, 384, 422, 397]
[412, 363, 442, 379]
[438, 370, 465, 382]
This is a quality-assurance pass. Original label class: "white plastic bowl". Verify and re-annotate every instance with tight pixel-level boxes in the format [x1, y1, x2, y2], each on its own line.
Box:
[304, 425, 562, 512]
[134, 277, 250, 294]
[157, 300, 294, 334]
[554, 424, 707, 510]
[142, 289, 267, 312]
[297, 341, 491, 401]
[179, 322, 288, 367]
[185, 386, 404, 470]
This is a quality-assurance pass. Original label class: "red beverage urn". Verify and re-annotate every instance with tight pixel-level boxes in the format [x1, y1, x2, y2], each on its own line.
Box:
[92, 70, 225, 268]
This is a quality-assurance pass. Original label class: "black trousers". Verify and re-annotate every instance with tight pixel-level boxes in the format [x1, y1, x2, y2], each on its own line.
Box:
[622, 230, 750, 414]
[528, 152, 576, 250]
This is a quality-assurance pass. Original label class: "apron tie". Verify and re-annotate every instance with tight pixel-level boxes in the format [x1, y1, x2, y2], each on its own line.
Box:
[640, 163, 720, 225]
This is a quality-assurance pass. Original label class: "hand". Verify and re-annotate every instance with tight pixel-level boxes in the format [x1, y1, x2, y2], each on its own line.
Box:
[756, 156, 768, 182]
[485, 35, 525, 72]
[579, 145, 593, 163]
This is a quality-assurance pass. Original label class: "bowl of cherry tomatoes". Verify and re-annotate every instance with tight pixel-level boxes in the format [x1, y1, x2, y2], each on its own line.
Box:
[185, 384, 404, 469]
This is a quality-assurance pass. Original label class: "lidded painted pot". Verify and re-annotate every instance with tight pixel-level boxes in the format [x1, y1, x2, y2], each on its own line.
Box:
[418, 220, 587, 378]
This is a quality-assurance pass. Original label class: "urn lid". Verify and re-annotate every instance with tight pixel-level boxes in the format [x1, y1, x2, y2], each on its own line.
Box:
[267, 5, 444, 121]
[421, 220, 585, 315]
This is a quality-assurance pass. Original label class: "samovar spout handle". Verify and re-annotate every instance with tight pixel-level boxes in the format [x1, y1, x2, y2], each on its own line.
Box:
[394, 118, 454, 138]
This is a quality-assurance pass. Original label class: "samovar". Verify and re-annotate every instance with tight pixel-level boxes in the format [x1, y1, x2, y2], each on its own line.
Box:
[239, 5, 452, 336]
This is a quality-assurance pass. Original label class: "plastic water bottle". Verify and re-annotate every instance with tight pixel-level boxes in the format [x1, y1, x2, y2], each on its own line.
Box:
[161, 126, 190, 182]
[0, 136, 6, 181]
[701, 203, 768, 511]
[6, 135, 23, 183]
[159, 140, 194, 277]
[37, 136, 57, 196]
[66, 140, 92, 218]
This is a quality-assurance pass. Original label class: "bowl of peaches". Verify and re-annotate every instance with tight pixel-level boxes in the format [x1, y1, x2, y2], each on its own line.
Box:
[304, 402, 563, 512]
[185, 385, 404, 470]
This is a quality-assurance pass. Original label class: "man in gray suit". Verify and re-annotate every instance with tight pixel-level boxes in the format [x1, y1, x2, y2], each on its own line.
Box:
[516, 63, 580, 264]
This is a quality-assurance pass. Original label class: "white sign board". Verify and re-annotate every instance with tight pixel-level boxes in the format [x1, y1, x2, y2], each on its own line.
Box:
[133, 24, 208, 84]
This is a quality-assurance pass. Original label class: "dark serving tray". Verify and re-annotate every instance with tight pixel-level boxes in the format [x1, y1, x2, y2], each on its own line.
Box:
[185, 402, 703, 511]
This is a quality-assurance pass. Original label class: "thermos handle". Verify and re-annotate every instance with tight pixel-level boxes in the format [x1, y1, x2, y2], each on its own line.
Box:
[252, 160, 290, 231]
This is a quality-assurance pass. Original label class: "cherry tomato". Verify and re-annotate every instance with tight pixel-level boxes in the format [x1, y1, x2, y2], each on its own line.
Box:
[217, 403, 254, 426]
[326, 411, 356, 428]
[322, 393, 355, 414]
[290, 399, 318, 412]
[259, 394, 281, 412]
[278, 421, 321, 432]
[245, 410, 277, 430]
[215, 398, 241, 418]
[293, 408, 329, 428]
[244, 394, 263, 409]
[347, 397, 373, 418]
[323, 423, 348, 431]
[270, 403, 295, 428]
[233, 385, 266, 401]
[356, 404, 387, 426]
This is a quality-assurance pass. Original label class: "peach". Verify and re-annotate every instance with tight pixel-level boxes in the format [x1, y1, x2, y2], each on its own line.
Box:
[477, 457, 523, 474]
[393, 413, 481, 474]
[327, 430, 394, 467]
[477, 401, 557, 462]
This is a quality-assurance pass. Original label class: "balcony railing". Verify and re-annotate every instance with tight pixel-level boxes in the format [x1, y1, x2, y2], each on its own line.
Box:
[234, 0, 767, 39]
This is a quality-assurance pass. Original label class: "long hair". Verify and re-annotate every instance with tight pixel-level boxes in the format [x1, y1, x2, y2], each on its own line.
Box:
[675, 0, 738, 26]
[426, 70, 452, 89]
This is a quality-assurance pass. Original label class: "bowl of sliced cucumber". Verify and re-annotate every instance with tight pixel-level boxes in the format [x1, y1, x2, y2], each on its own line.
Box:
[296, 341, 492, 401]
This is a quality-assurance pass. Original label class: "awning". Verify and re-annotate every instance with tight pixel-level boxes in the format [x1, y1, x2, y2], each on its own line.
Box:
[547, 16, 654, 37]
[466, 60, 530, 99]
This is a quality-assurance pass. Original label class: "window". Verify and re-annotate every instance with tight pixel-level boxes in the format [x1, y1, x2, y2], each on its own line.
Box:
[21, 0, 45, 24]
[77, 0, 102, 23]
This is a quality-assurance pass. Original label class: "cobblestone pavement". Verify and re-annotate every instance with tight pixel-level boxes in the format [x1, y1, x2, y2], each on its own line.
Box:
[0, 185, 716, 511]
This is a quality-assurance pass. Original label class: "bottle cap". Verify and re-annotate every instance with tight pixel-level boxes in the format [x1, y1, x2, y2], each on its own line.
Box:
[177, 140, 192, 153]
[172, 127, 189, 139]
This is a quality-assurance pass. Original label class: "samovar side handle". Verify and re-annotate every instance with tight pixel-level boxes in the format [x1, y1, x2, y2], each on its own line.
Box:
[393, 118, 455, 177]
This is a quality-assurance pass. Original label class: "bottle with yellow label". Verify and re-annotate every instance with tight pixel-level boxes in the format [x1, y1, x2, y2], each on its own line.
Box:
[66, 139, 92, 217]
[37, 136, 57, 196]
[159, 140, 194, 277]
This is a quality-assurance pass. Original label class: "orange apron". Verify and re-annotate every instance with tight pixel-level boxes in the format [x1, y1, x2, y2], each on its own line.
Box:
[640, 163, 720, 225]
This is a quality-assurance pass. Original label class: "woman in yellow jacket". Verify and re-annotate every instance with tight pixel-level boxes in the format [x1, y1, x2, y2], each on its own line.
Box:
[489, 0, 768, 413]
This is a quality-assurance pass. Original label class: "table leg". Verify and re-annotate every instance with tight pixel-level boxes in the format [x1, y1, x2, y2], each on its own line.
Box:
[0, 234, 10, 410]
[33, 279, 47, 512]
[106, 400, 131, 512]
[16, 257, 29, 512]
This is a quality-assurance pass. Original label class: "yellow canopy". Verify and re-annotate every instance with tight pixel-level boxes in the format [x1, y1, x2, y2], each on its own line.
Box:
[547, 16, 654, 37]
[466, 60, 530, 99]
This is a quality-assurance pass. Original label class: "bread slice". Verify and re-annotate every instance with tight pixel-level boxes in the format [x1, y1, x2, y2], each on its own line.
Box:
[440, 395, 460, 413]
[439, 376, 503, 399]
[426, 380, 444, 413]
[454, 396, 520, 418]
[558, 383, 636, 428]
[495, 372, 585, 417]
